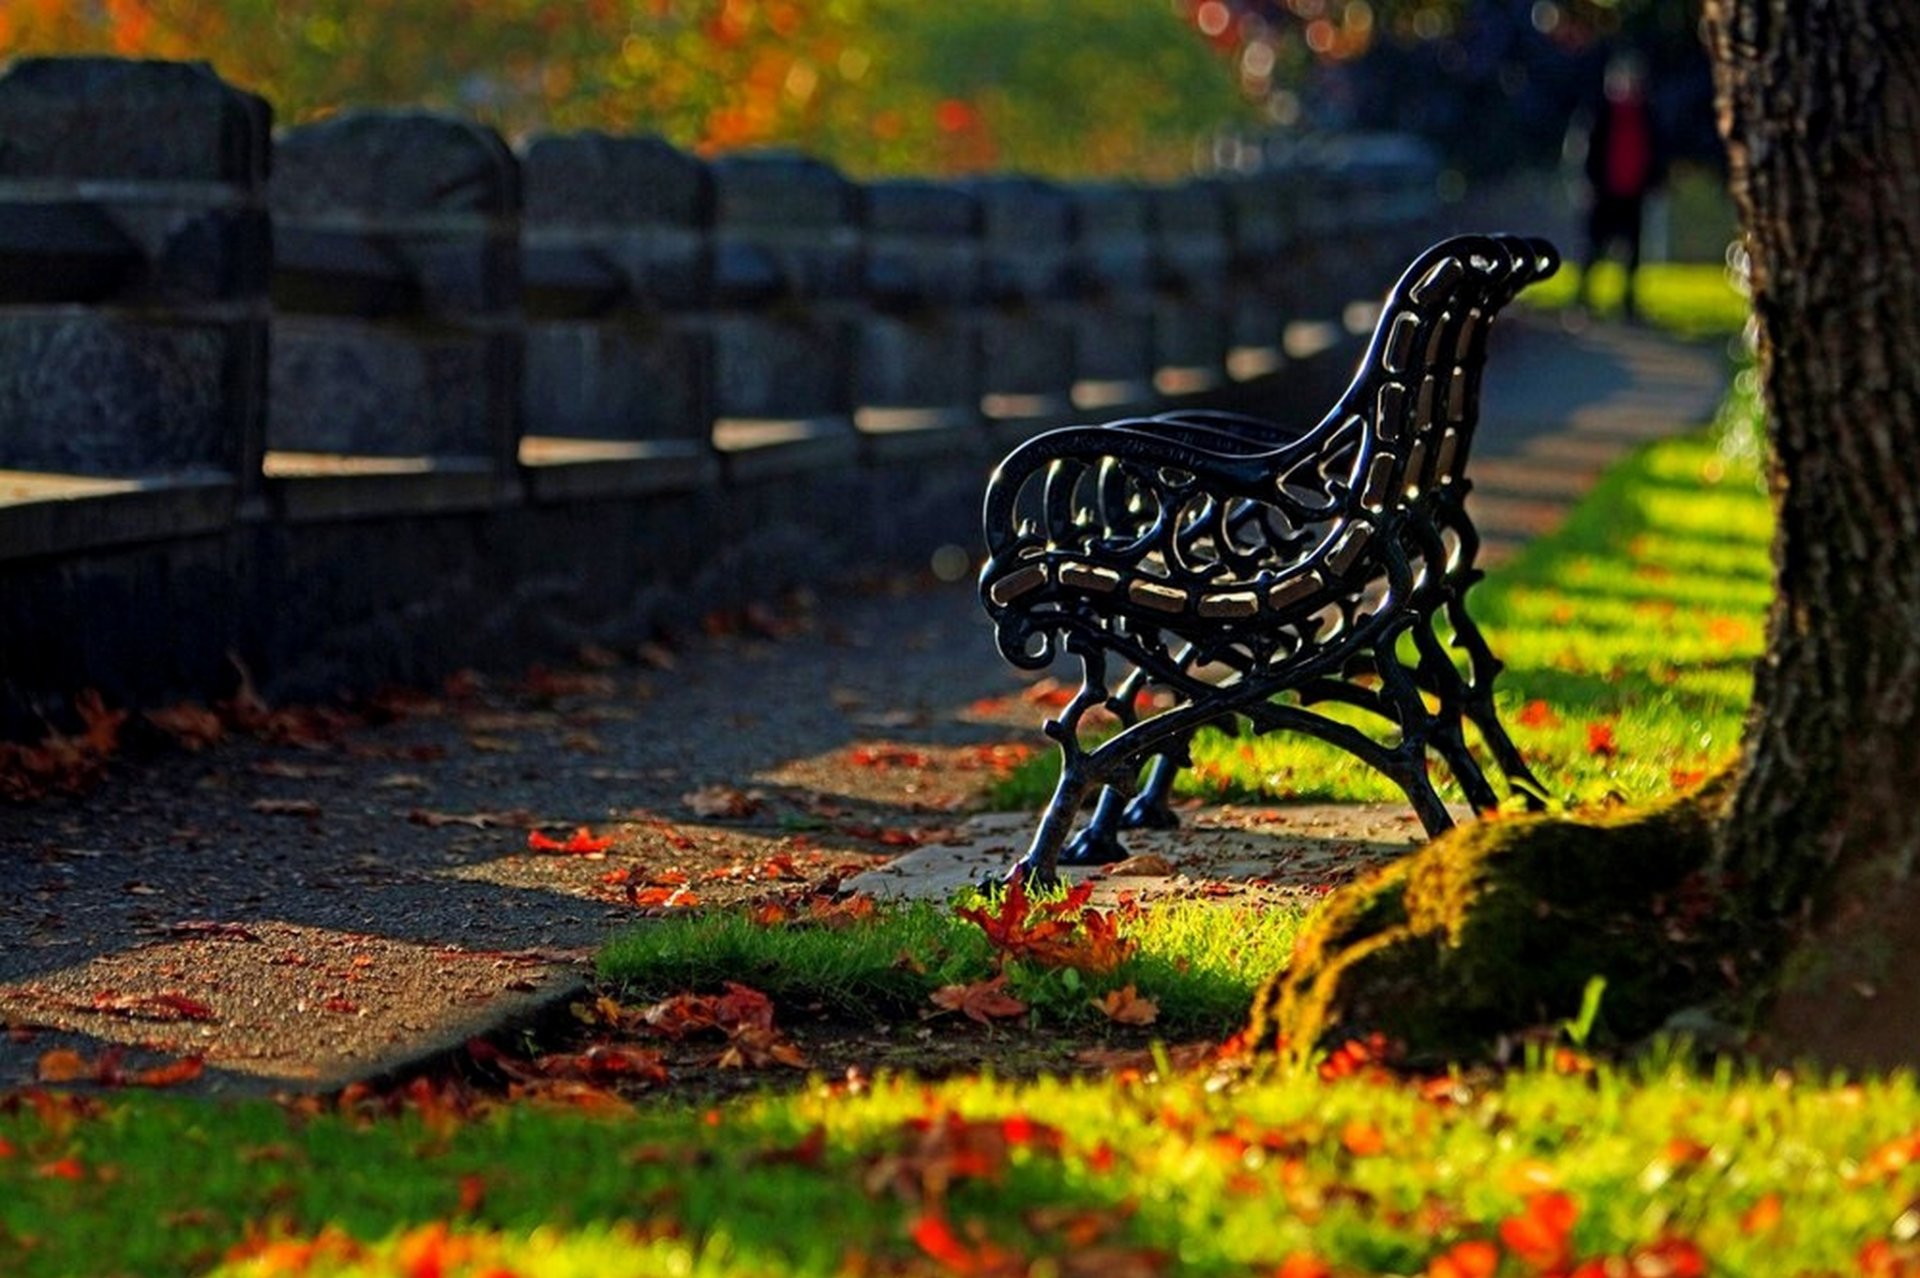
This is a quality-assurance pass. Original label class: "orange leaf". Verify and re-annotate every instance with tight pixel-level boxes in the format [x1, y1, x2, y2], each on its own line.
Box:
[528, 826, 615, 855]
[1340, 1119, 1387, 1157]
[1428, 1239, 1499, 1278]
[1740, 1192, 1782, 1236]
[1499, 1192, 1579, 1272]
[36, 1048, 89, 1083]
[1515, 699, 1559, 729]
[627, 885, 701, 911]
[1585, 722, 1619, 759]
[1276, 1255, 1334, 1278]
[129, 1055, 206, 1088]
[930, 974, 1029, 1025]
[1091, 984, 1159, 1026]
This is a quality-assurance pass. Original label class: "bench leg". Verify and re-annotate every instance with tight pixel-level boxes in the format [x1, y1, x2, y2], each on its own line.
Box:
[1063, 787, 1133, 865]
[1003, 759, 1094, 889]
[1444, 596, 1551, 808]
[1407, 617, 1503, 814]
[1123, 754, 1184, 830]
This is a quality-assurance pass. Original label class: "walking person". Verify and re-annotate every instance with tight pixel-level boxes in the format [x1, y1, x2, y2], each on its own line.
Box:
[1572, 52, 1665, 320]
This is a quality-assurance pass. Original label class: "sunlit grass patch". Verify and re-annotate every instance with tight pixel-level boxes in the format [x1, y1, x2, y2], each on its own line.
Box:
[598, 890, 1305, 1038]
[1521, 259, 1752, 339]
[10, 1052, 1920, 1277]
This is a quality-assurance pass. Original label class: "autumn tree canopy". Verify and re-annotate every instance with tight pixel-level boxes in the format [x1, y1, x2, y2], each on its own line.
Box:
[1, 0, 1258, 179]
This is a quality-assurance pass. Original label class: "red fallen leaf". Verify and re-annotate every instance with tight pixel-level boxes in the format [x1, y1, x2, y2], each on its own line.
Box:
[1740, 1192, 1782, 1236]
[1276, 1255, 1334, 1278]
[930, 974, 1029, 1025]
[527, 826, 615, 855]
[650, 868, 692, 886]
[627, 885, 701, 911]
[81, 991, 217, 1023]
[1021, 678, 1076, 709]
[1427, 1239, 1500, 1278]
[713, 982, 777, 1031]
[1858, 1240, 1920, 1278]
[1669, 767, 1711, 791]
[715, 1024, 809, 1070]
[128, 1055, 206, 1088]
[1499, 1192, 1579, 1273]
[847, 745, 934, 769]
[750, 901, 794, 927]
[599, 868, 631, 885]
[457, 1173, 487, 1215]
[144, 703, 226, 751]
[0, 1137, 13, 1158]
[36, 1157, 85, 1180]
[536, 1044, 670, 1086]
[1340, 1119, 1387, 1157]
[36, 1048, 89, 1083]
[1515, 699, 1560, 730]
[910, 1213, 1018, 1276]
[321, 996, 359, 1014]
[1091, 984, 1159, 1026]
[1585, 722, 1620, 759]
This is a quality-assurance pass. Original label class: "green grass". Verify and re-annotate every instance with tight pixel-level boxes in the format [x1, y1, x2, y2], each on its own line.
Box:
[8, 1051, 1920, 1276]
[1521, 258, 1753, 340]
[992, 270, 1769, 817]
[597, 892, 1306, 1037]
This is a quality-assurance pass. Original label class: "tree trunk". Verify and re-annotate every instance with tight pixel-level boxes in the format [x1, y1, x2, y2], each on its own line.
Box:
[1247, 4, 1920, 1068]
[1705, 1, 1920, 1065]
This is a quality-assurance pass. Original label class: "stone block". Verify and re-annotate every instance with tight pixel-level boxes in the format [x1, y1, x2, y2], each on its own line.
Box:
[864, 180, 982, 310]
[0, 314, 253, 473]
[0, 57, 269, 186]
[521, 132, 711, 310]
[523, 324, 711, 443]
[711, 153, 857, 301]
[270, 319, 512, 458]
[1070, 184, 1153, 295]
[972, 177, 1075, 303]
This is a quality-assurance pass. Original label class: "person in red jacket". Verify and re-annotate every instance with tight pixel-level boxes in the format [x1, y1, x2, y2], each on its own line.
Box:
[1574, 52, 1665, 320]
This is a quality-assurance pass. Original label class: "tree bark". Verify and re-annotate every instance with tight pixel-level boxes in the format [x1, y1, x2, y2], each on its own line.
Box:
[1704, 2, 1920, 1064]
[1248, 4, 1920, 1068]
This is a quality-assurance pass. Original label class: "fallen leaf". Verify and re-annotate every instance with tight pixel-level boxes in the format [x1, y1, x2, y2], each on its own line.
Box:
[1104, 854, 1177, 877]
[1091, 985, 1159, 1026]
[408, 808, 536, 830]
[1515, 699, 1560, 729]
[36, 1048, 89, 1083]
[1585, 722, 1619, 759]
[683, 785, 763, 820]
[627, 886, 701, 911]
[251, 798, 321, 818]
[144, 704, 226, 751]
[527, 826, 616, 856]
[930, 975, 1029, 1025]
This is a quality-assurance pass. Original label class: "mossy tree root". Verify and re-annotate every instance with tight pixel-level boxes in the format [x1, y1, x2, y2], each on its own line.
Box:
[1246, 782, 1737, 1064]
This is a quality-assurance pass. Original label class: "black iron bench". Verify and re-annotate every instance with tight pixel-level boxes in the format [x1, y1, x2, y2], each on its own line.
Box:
[978, 233, 1558, 885]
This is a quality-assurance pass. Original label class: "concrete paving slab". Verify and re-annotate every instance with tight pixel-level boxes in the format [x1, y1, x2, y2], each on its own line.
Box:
[846, 803, 1445, 906]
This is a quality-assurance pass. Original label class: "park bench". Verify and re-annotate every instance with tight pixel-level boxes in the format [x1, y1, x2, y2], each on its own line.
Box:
[978, 233, 1559, 885]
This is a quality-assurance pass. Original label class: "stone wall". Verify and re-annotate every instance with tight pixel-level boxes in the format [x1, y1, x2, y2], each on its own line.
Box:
[0, 56, 1442, 731]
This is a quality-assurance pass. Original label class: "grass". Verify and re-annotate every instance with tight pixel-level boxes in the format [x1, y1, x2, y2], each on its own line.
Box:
[993, 263, 1767, 816]
[8, 1050, 1920, 1276]
[596, 891, 1307, 1037]
[1521, 259, 1753, 340]
[0, 262, 1833, 1278]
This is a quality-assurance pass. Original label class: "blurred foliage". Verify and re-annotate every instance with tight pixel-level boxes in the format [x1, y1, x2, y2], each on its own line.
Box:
[1, 0, 1260, 179]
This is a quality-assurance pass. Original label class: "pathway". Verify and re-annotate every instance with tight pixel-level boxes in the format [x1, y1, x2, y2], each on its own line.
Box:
[0, 311, 1730, 1094]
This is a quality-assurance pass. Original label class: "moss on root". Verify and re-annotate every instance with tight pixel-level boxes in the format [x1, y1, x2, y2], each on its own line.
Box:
[1247, 780, 1733, 1063]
